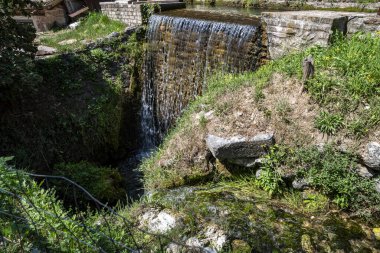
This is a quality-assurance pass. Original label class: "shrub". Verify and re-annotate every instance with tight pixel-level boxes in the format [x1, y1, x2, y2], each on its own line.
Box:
[256, 145, 286, 196]
[53, 161, 126, 205]
[289, 146, 380, 217]
[255, 145, 380, 219]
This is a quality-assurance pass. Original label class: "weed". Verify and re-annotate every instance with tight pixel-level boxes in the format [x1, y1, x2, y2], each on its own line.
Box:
[314, 111, 344, 135]
[199, 114, 208, 128]
[141, 3, 161, 25]
[275, 99, 292, 122]
[256, 145, 286, 196]
[284, 190, 329, 213]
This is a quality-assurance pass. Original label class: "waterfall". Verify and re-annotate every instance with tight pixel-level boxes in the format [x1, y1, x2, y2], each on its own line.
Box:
[141, 13, 262, 149]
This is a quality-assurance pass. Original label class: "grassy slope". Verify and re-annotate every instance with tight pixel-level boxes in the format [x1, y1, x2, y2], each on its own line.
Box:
[140, 33, 380, 218]
[38, 13, 126, 52]
[2, 34, 380, 253]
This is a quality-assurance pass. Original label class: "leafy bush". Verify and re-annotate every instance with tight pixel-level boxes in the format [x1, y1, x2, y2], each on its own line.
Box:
[0, 157, 90, 252]
[255, 144, 380, 219]
[256, 146, 285, 196]
[0, 0, 41, 107]
[288, 146, 380, 217]
[0, 158, 139, 252]
[53, 161, 126, 204]
[141, 3, 161, 25]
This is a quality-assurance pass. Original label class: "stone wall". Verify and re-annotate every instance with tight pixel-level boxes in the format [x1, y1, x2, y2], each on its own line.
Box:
[100, 2, 143, 26]
[262, 0, 380, 10]
[32, 4, 68, 32]
[262, 11, 380, 59]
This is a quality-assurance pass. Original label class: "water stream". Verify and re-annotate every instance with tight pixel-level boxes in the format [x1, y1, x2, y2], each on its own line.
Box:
[141, 11, 263, 148]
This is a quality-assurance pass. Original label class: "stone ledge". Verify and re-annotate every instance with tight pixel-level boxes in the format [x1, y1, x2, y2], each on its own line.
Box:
[262, 10, 380, 59]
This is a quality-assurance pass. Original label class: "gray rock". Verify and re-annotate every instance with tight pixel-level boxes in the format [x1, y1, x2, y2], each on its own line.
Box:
[316, 143, 325, 152]
[292, 178, 310, 190]
[36, 45, 57, 56]
[230, 157, 266, 168]
[186, 237, 203, 248]
[356, 164, 374, 178]
[69, 21, 80, 30]
[255, 169, 262, 179]
[363, 142, 380, 170]
[206, 133, 274, 167]
[58, 39, 77, 45]
[166, 243, 181, 253]
[278, 168, 297, 180]
[106, 32, 120, 39]
[203, 225, 227, 251]
[140, 209, 179, 233]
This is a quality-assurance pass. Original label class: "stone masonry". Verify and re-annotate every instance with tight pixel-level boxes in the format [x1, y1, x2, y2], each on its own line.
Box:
[262, 11, 380, 59]
[100, 2, 143, 26]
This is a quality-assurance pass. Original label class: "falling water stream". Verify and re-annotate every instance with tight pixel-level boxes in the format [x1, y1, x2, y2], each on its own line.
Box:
[141, 11, 263, 149]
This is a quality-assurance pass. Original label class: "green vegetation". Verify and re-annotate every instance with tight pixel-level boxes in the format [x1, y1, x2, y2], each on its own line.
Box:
[0, 157, 140, 252]
[0, 30, 145, 170]
[314, 111, 344, 135]
[1, 155, 376, 252]
[259, 145, 380, 219]
[39, 12, 126, 52]
[290, 33, 380, 138]
[141, 33, 380, 225]
[0, 0, 39, 107]
[53, 161, 126, 204]
[141, 3, 161, 25]
[256, 146, 285, 196]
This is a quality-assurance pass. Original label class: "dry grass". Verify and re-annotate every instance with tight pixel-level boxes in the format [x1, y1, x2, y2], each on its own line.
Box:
[142, 71, 379, 190]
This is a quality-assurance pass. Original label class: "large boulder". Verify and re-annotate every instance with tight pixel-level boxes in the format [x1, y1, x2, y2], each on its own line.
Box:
[362, 142, 380, 171]
[206, 133, 274, 167]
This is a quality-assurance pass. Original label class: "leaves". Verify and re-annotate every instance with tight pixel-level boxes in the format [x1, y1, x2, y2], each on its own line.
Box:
[0, 0, 40, 105]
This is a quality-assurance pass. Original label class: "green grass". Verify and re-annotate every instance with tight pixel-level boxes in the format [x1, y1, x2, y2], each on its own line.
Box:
[0, 155, 376, 252]
[53, 161, 126, 204]
[287, 33, 380, 137]
[141, 33, 380, 190]
[259, 145, 380, 220]
[39, 12, 126, 52]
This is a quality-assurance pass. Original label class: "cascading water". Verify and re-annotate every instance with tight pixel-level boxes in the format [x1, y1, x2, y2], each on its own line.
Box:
[141, 12, 263, 149]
